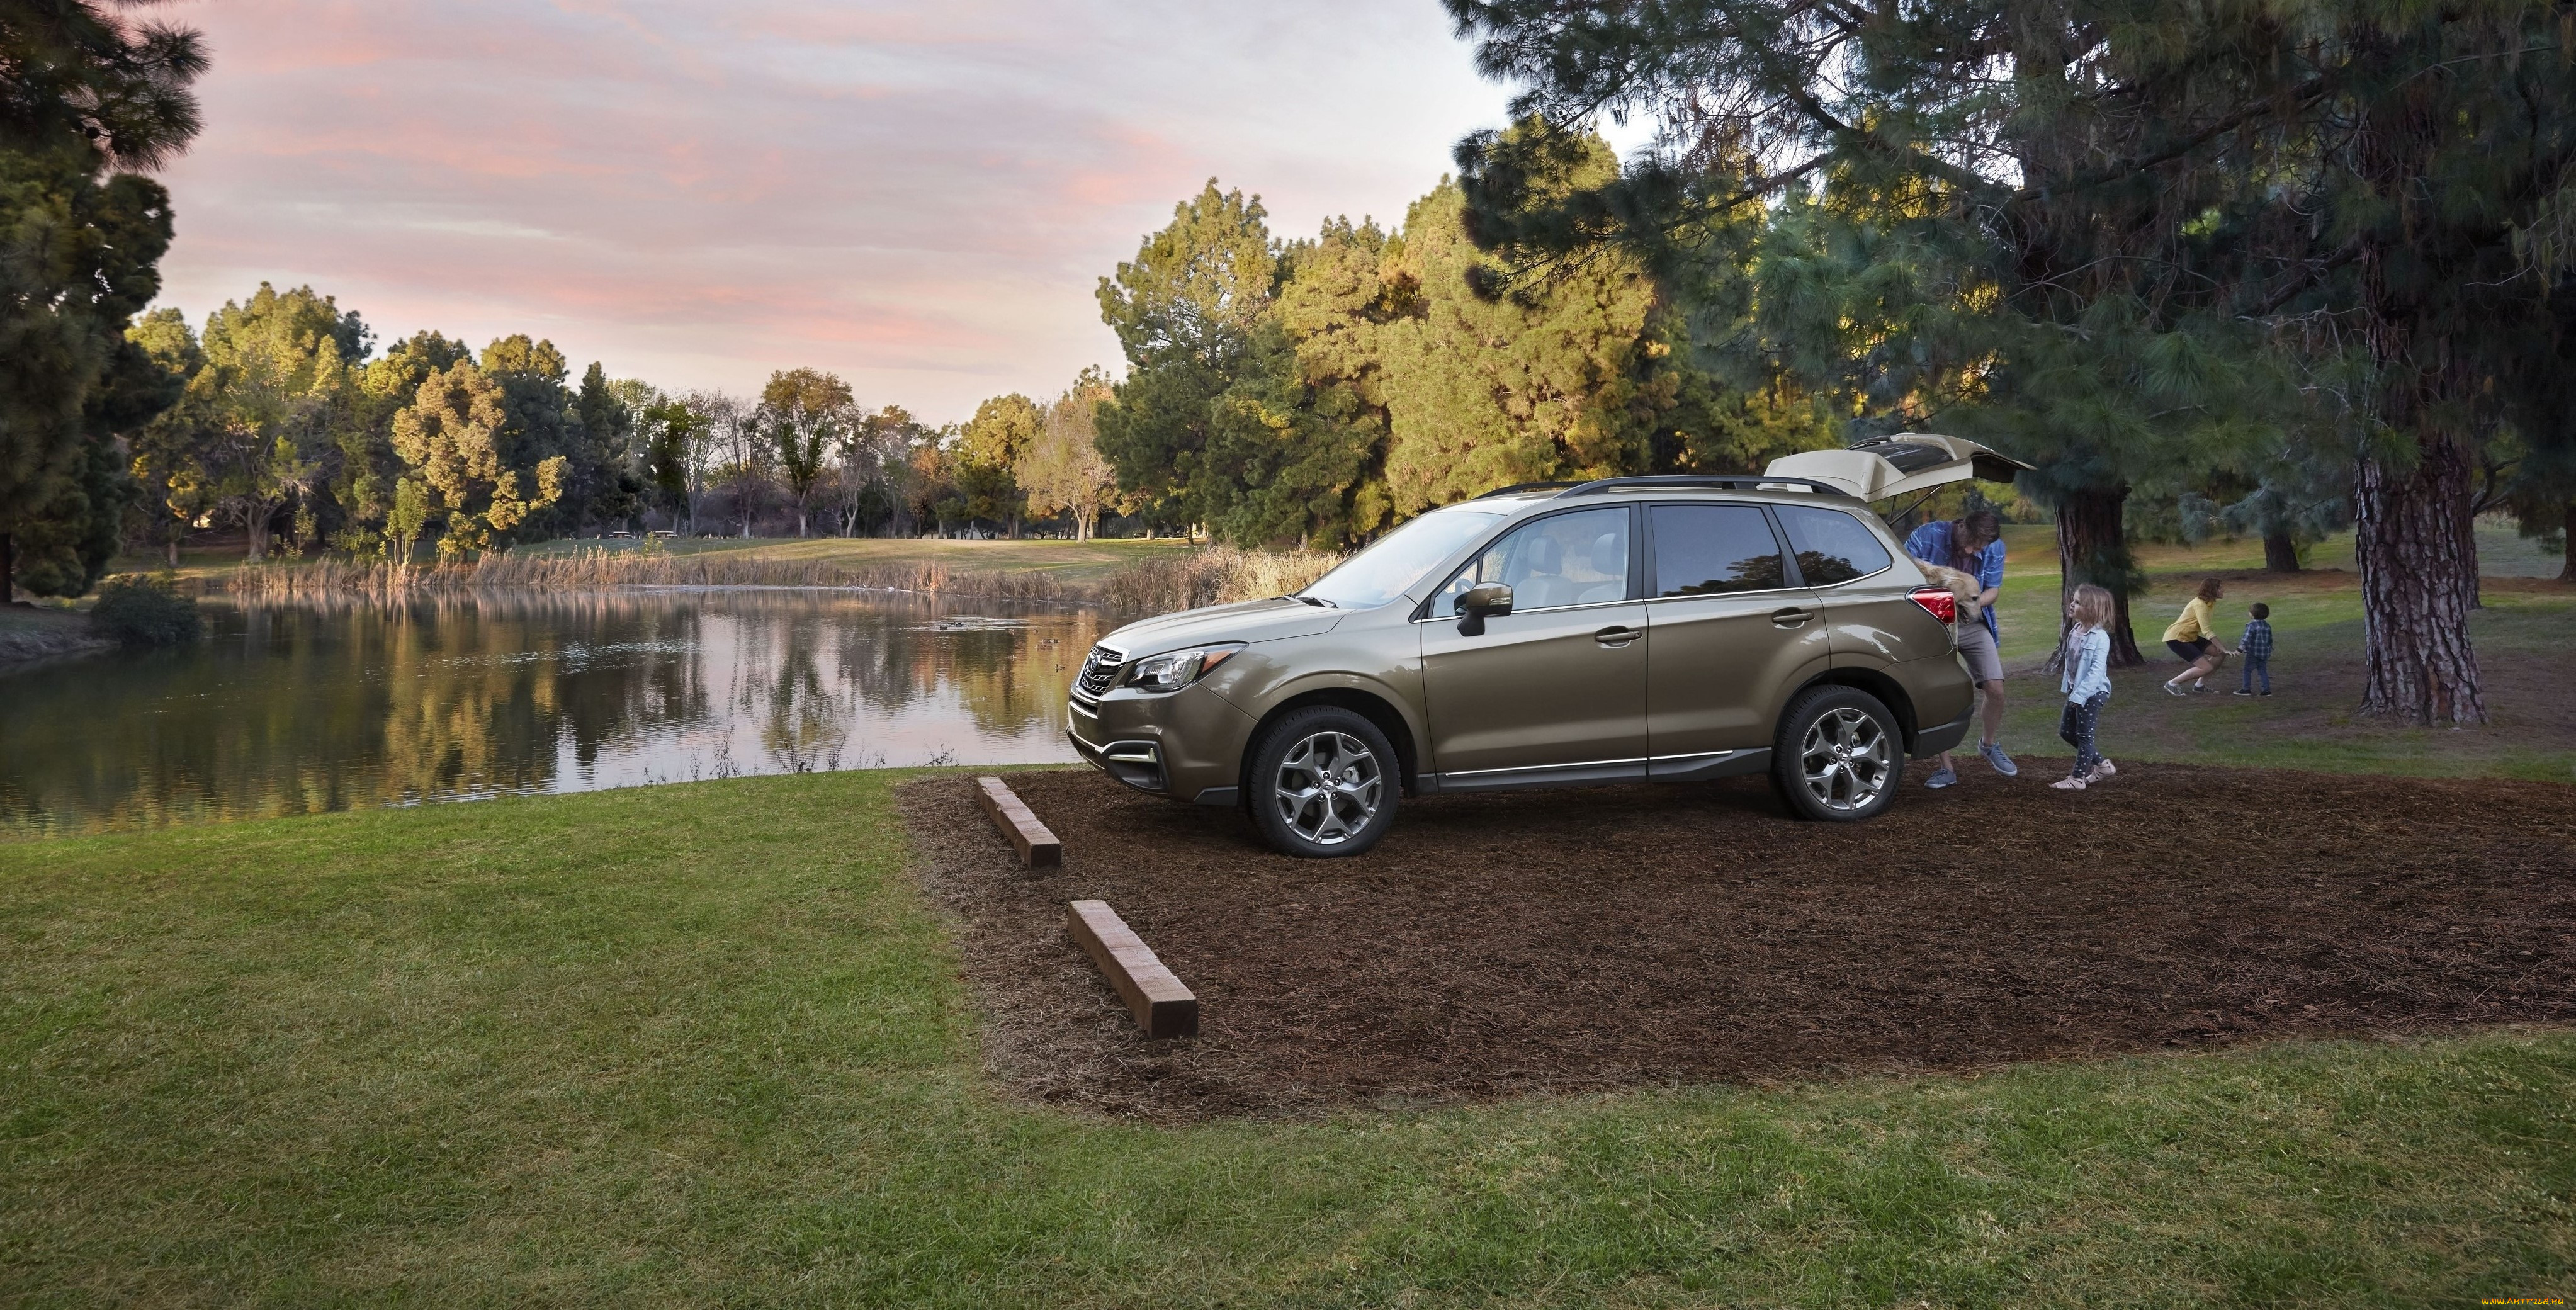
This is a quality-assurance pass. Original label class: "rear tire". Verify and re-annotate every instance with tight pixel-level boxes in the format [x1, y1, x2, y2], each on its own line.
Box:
[1245, 706, 1399, 857]
[1771, 686, 1902, 822]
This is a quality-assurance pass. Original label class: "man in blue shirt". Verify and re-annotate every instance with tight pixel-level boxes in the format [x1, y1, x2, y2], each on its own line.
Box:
[1903, 510, 2016, 787]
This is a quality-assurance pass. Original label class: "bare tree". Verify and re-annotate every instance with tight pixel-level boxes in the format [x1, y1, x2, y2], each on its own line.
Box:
[700, 393, 768, 538]
[1021, 376, 1119, 540]
[672, 391, 738, 536]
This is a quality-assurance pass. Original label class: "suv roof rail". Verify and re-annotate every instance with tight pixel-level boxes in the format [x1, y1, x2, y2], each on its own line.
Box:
[1552, 474, 1855, 499]
[1471, 480, 1586, 499]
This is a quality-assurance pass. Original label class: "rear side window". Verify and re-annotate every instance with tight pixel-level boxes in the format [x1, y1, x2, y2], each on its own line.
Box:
[1777, 506, 1894, 585]
[1649, 504, 1787, 596]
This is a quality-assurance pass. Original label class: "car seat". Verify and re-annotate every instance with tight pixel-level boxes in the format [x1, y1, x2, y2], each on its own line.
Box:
[1575, 531, 1627, 604]
[1506, 534, 1576, 609]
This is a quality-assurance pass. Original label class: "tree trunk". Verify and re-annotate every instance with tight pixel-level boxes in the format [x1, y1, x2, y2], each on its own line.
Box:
[2354, 432, 2485, 724]
[2262, 531, 2300, 573]
[2053, 485, 2147, 667]
[2562, 502, 2575, 584]
[2458, 469, 2483, 610]
[246, 510, 269, 562]
[1, 530, 14, 603]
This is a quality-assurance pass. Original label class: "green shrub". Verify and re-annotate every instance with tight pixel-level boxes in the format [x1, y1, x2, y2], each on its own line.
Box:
[89, 574, 202, 647]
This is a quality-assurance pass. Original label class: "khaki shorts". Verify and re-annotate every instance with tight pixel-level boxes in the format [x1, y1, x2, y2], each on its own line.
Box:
[1956, 619, 2004, 684]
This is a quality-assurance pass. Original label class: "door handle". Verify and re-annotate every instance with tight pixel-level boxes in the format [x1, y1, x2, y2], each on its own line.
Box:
[1594, 626, 1641, 647]
[1771, 608, 1814, 628]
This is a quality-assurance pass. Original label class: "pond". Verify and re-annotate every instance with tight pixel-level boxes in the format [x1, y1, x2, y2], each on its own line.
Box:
[0, 589, 1104, 837]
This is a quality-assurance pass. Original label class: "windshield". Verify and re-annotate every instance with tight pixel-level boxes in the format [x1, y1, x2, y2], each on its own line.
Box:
[1297, 505, 1510, 610]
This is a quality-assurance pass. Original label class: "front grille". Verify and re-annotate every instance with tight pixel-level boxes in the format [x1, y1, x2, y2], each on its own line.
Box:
[1075, 645, 1126, 698]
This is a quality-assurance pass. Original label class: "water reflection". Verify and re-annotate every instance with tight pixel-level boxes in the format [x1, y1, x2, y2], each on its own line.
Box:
[0, 590, 1099, 835]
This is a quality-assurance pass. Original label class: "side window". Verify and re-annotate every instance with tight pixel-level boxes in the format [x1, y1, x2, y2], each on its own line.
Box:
[1649, 504, 1788, 596]
[1432, 507, 1630, 616]
[1777, 506, 1895, 585]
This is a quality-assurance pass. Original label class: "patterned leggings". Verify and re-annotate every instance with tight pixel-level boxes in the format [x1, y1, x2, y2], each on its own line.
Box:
[2058, 691, 2110, 779]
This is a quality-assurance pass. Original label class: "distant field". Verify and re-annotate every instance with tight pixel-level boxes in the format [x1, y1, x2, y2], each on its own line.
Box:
[505, 533, 1200, 587]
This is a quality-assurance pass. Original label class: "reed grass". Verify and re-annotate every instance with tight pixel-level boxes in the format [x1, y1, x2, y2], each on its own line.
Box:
[203, 543, 1345, 616]
[1095, 544, 1342, 614]
[205, 550, 1080, 605]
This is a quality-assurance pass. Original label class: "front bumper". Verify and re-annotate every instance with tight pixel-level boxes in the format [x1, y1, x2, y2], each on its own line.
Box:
[1068, 682, 1258, 805]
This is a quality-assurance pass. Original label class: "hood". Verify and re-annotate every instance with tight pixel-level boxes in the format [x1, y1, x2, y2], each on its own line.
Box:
[1765, 434, 2031, 502]
[1097, 595, 1343, 658]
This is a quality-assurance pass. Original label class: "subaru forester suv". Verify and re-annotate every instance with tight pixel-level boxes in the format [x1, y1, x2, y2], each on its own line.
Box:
[1068, 435, 2029, 857]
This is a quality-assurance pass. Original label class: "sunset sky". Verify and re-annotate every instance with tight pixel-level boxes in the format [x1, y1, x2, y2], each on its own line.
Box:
[148, 1, 1532, 422]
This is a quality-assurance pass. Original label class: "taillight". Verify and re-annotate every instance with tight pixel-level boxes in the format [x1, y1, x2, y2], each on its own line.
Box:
[1909, 587, 1957, 624]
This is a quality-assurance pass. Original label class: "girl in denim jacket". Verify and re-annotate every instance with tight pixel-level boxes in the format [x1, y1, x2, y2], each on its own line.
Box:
[2053, 584, 2116, 791]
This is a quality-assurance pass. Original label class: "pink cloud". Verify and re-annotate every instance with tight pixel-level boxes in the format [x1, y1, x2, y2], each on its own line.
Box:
[150, 0, 1522, 419]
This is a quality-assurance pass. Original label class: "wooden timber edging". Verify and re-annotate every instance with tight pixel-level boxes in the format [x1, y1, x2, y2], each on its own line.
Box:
[1065, 899, 1200, 1040]
[972, 776, 1063, 868]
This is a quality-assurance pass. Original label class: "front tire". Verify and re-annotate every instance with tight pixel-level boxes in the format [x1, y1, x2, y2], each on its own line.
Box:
[1771, 686, 1902, 822]
[1246, 706, 1399, 857]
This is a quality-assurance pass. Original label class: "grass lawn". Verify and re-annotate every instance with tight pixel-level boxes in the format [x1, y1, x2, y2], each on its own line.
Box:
[1979, 524, 2576, 781]
[6, 769, 2572, 1306]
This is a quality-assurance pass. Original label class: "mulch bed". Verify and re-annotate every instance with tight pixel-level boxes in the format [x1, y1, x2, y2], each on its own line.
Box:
[898, 761, 2576, 1120]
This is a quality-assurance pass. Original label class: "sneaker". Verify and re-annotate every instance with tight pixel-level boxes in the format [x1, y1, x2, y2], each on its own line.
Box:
[2050, 776, 2087, 791]
[2232, 688, 2254, 696]
[1979, 742, 2019, 777]
[2259, 691, 2273, 697]
[1924, 765, 1958, 789]
[2162, 680, 2188, 697]
[2193, 679, 2208, 692]
[2090, 759, 2118, 779]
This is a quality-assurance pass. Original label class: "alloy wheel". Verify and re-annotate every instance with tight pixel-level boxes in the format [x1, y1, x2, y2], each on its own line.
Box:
[1798, 706, 1893, 812]
[1272, 731, 1383, 846]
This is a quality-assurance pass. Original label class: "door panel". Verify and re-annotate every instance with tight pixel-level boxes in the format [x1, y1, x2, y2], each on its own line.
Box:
[1645, 593, 1826, 759]
[1421, 601, 1650, 777]
[1420, 506, 1646, 780]
[1642, 503, 1825, 762]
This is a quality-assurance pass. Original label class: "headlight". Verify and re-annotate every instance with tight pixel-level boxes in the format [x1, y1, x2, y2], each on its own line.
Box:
[1125, 644, 1242, 692]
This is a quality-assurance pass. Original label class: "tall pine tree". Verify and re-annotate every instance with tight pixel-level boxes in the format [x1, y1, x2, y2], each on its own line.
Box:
[1446, 0, 2576, 714]
[1, 0, 203, 597]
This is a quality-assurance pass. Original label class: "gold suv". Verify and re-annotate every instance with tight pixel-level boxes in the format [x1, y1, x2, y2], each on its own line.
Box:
[1068, 436, 2026, 857]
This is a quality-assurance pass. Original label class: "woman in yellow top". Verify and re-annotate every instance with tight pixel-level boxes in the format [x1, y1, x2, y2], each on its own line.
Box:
[2161, 577, 2237, 696]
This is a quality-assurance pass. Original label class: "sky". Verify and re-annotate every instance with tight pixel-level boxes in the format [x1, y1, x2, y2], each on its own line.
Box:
[146, 0, 1537, 423]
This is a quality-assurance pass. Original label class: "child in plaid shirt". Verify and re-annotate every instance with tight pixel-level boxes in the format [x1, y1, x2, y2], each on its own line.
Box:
[2233, 602, 2274, 696]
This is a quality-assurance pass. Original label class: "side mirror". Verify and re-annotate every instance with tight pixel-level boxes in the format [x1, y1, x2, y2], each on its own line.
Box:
[1455, 582, 1513, 637]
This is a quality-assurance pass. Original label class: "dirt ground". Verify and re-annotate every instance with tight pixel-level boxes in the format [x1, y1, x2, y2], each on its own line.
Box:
[900, 762, 2576, 1121]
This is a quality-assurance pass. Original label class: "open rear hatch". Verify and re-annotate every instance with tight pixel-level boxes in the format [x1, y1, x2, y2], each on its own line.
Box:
[1763, 434, 2031, 502]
